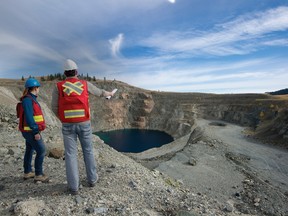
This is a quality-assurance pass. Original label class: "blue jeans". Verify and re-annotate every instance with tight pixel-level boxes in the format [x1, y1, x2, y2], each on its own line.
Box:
[22, 132, 46, 176]
[62, 122, 97, 191]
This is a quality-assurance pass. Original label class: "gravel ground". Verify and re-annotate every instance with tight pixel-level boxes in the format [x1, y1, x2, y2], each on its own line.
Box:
[153, 118, 288, 216]
[0, 121, 226, 216]
[0, 103, 288, 216]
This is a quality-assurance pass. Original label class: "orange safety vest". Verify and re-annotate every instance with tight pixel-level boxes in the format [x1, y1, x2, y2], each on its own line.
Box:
[57, 78, 90, 123]
[18, 95, 46, 132]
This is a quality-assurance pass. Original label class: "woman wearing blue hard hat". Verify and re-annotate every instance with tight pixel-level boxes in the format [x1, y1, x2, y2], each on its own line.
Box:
[18, 78, 49, 182]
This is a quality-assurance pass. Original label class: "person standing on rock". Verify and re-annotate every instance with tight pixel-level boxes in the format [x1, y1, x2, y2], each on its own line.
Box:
[51, 59, 115, 195]
[18, 78, 49, 183]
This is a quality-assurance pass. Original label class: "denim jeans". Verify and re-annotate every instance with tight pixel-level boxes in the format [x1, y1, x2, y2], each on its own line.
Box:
[22, 132, 46, 176]
[62, 122, 97, 191]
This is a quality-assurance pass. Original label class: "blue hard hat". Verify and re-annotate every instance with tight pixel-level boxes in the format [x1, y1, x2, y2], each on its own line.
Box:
[25, 78, 41, 88]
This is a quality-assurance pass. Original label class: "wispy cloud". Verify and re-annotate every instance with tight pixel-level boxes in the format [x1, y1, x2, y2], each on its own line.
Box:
[141, 6, 288, 56]
[109, 34, 124, 58]
[110, 55, 288, 93]
[261, 39, 288, 46]
[0, 33, 63, 61]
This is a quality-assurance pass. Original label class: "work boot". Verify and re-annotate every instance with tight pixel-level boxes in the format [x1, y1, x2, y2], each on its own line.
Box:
[23, 172, 35, 180]
[88, 174, 98, 187]
[69, 189, 79, 195]
[88, 182, 96, 187]
[34, 174, 49, 183]
[88, 179, 98, 187]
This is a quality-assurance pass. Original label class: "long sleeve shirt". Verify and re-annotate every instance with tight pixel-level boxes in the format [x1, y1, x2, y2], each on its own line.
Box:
[22, 93, 41, 135]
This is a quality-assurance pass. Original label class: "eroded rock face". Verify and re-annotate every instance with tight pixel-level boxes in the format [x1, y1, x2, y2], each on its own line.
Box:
[89, 88, 192, 138]
[254, 108, 288, 146]
[129, 92, 155, 128]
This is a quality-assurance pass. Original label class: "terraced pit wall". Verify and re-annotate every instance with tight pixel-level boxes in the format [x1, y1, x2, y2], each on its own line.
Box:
[1, 79, 287, 146]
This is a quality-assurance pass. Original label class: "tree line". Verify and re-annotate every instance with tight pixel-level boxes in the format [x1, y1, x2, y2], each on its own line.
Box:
[267, 88, 288, 95]
[21, 73, 97, 82]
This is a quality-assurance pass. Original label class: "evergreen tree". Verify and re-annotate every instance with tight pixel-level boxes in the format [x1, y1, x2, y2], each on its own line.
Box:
[49, 74, 54, 81]
[56, 73, 62, 80]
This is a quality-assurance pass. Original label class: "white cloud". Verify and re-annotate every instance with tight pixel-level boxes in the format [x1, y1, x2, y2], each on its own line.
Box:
[110, 55, 288, 93]
[0, 33, 63, 61]
[141, 6, 288, 56]
[128, 67, 288, 93]
[261, 39, 288, 46]
[109, 34, 124, 58]
[222, 6, 288, 36]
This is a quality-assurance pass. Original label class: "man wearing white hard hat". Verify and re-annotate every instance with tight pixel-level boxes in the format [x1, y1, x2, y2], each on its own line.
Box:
[51, 59, 115, 195]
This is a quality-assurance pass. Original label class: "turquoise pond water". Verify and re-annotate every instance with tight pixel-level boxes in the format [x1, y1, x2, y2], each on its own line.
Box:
[95, 129, 174, 153]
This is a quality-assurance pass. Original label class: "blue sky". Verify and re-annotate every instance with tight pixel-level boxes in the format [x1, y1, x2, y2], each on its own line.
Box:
[1, 0, 288, 93]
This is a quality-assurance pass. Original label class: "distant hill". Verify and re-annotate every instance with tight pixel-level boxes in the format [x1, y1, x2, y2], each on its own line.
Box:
[267, 88, 288, 95]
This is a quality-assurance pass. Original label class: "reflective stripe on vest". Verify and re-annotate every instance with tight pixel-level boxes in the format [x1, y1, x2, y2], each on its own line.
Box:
[62, 81, 84, 96]
[34, 115, 44, 122]
[64, 109, 85, 119]
[23, 115, 45, 131]
[24, 126, 33, 131]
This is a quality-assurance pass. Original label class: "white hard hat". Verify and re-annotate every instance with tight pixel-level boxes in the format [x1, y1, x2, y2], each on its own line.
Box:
[64, 59, 78, 71]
